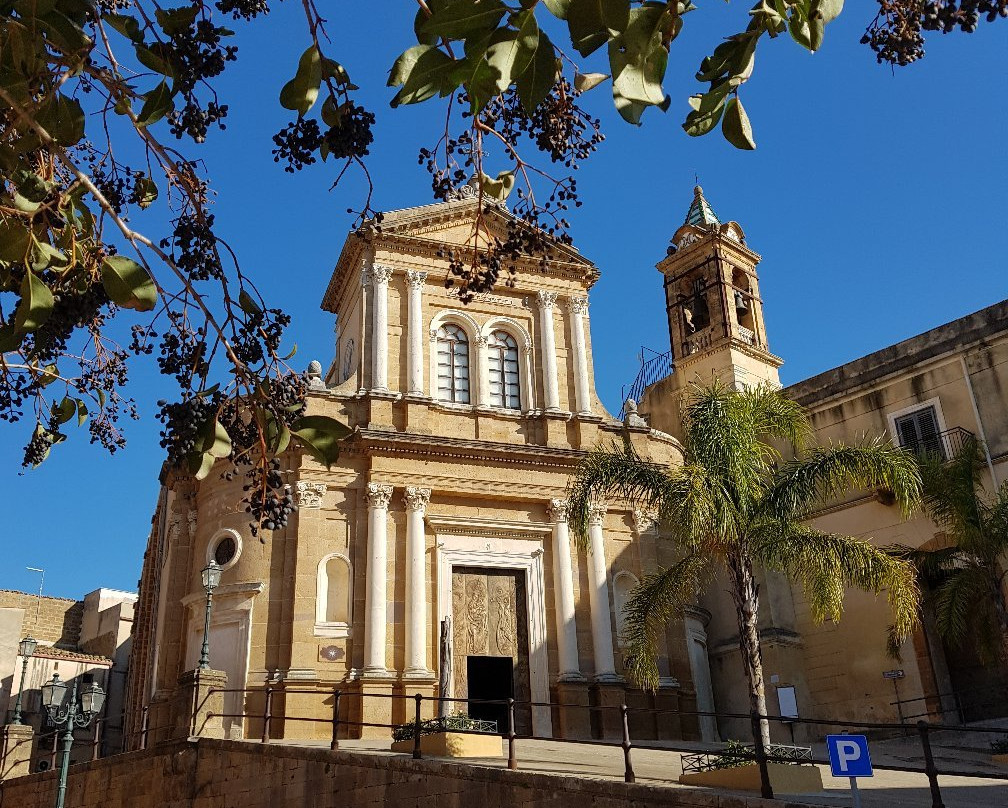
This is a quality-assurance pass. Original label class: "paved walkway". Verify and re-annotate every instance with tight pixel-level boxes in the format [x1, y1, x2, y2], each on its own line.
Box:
[286, 737, 1008, 808]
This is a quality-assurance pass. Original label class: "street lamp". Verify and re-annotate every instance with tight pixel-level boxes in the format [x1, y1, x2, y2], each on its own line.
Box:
[41, 673, 104, 808]
[198, 560, 222, 670]
[11, 636, 38, 725]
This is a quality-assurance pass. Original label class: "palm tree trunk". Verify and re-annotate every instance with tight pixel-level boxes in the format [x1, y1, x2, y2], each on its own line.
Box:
[728, 551, 771, 748]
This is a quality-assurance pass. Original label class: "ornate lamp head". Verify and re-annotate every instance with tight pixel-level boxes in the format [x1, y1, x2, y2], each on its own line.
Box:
[79, 681, 106, 718]
[18, 636, 38, 658]
[201, 560, 222, 594]
[41, 673, 67, 713]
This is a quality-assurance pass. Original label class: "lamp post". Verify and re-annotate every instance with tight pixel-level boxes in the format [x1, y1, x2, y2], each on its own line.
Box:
[198, 560, 222, 670]
[41, 673, 104, 808]
[11, 636, 38, 725]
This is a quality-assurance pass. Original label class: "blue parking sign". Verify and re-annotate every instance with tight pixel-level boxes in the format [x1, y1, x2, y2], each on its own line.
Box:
[826, 735, 873, 778]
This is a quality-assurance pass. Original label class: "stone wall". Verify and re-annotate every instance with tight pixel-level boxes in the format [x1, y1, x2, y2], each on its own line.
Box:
[0, 591, 83, 647]
[0, 738, 811, 808]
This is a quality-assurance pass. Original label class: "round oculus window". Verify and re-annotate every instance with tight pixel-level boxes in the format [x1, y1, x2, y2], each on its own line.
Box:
[213, 535, 237, 566]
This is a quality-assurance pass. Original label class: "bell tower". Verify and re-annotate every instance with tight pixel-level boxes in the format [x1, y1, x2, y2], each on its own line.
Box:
[659, 186, 782, 391]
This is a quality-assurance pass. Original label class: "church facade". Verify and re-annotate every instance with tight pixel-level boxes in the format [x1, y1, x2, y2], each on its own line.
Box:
[123, 187, 1008, 747]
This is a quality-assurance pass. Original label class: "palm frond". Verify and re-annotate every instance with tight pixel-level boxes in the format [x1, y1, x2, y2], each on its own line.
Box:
[932, 562, 1002, 661]
[920, 437, 988, 550]
[894, 544, 965, 587]
[752, 523, 920, 647]
[738, 383, 812, 452]
[566, 441, 676, 549]
[759, 438, 922, 522]
[621, 552, 715, 690]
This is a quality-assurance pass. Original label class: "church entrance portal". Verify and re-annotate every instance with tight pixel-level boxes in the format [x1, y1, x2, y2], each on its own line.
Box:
[451, 567, 532, 734]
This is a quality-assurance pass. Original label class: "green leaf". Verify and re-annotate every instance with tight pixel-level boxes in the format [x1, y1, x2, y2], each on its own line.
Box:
[265, 413, 291, 454]
[515, 30, 557, 112]
[291, 415, 353, 468]
[568, 0, 630, 57]
[281, 343, 298, 361]
[238, 289, 262, 315]
[76, 398, 88, 426]
[0, 219, 32, 263]
[817, 0, 844, 23]
[388, 45, 455, 107]
[200, 418, 232, 459]
[187, 450, 215, 480]
[14, 271, 54, 333]
[484, 13, 538, 95]
[101, 255, 158, 312]
[478, 169, 515, 201]
[137, 80, 175, 127]
[12, 169, 53, 204]
[543, 0, 572, 18]
[414, 5, 440, 45]
[721, 96, 756, 150]
[0, 324, 21, 353]
[133, 175, 158, 208]
[420, 0, 507, 41]
[103, 12, 143, 43]
[35, 94, 85, 146]
[280, 45, 323, 116]
[574, 71, 608, 92]
[155, 6, 199, 36]
[134, 43, 175, 78]
[52, 395, 76, 426]
[682, 83, 729, 137]
[609, 3, 671, 125]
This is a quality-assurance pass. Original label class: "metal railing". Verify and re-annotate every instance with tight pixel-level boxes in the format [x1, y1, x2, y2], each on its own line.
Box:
[893, 681, 1008, 724]
[179, 684, 1008, 807]
[899, 426, 976, 462]
[620, 347, 673, 412]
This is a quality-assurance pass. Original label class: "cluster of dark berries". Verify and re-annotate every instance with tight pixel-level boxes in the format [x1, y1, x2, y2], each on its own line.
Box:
[163, 213, 222, 281]
[168, 100, 228, 143]
[167, 19, 238, 96]
[271, 118, 322, 172]
[232, 306, 292, 367]
[90, 163, 129, 215]
[26, 281, 112, 366]
[129, 324, 157, 355]
[324, 102, 376, 160]
[22, 428, 60, 468]
[215, 0, 270, 20]
[157, 311, 209, 388]
[157, 393, 222, 466]
[244, 457, 294, 535]
[863, 0, 1007, 65]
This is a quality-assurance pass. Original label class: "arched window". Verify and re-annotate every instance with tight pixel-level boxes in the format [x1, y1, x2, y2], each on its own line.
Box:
[488, 330, 520, 409]
[436, 323, 470, 403]
[315, 553, 352, 637]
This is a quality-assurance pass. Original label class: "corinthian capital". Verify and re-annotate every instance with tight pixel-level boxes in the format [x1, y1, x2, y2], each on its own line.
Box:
[406, 270, 428, 290]
[547, 498, 568, 524]
[371, 264, 394, 285]
[404, 486, 431, 513]
[366, 482, 393, 509]
[633, 508, 657, 536]
[587, 500, 608, 526]
[537, 290, 558, 309]
[567, 297, 589, 316]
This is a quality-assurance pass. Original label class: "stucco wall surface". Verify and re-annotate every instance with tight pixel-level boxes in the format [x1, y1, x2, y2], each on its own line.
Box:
[0, 738, 819, 808]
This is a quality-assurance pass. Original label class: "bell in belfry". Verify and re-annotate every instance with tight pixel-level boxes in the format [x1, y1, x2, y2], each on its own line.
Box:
[735, 289, 750, 320]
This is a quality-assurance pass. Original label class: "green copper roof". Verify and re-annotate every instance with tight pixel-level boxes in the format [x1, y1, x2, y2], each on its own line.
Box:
[684, 185, 720, 228]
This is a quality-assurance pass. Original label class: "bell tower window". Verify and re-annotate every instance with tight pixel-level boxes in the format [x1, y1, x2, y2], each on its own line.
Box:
[436, 323, 470, 404]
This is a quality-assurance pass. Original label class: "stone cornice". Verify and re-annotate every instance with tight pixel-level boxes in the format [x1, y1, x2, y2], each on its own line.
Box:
[657, 229, 761, 278]
[674, 334, 784, 370]
[425, 514, 552, 538]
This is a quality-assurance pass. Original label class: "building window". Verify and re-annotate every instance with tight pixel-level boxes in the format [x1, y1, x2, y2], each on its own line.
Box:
[488, 330, 520, 410]
[315, 553, 352, 637]
[436, 323, 470, 404]
[894, 405, 942, 458]
[206, 529, 242, 571]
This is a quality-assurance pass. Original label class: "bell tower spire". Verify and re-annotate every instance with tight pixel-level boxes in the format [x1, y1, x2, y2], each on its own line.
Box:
[658, 186, 782, 390]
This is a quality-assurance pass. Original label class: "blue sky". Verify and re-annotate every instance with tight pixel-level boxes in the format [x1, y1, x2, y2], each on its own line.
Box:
[2, 5, 1005, 599]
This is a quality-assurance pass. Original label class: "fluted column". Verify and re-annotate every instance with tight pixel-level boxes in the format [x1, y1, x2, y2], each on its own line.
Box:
[364, 482, 393, 673]
[548, 499, 584, 681]
[537, 290, 560, 411]
[567, 297, 591, 415]
[404, 486, 432, 677]
[586, 502, 618, 680]
[405, 271, 427, 395]
[370, 264, 394, 392]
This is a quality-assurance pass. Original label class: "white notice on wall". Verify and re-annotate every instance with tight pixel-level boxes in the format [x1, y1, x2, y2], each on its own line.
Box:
[777, 685, 799, 720]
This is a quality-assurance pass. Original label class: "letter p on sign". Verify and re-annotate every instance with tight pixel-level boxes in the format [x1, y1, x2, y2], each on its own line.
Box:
[826, 735, 873, 778]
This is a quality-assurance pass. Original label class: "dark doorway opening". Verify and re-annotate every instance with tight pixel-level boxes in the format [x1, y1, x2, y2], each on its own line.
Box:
[466, 656, 513, 735]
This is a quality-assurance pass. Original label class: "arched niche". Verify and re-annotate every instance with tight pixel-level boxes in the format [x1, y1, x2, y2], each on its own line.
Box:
[315, 552, 352, 638]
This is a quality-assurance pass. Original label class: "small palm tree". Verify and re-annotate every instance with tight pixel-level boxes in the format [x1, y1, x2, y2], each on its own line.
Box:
[910, 438, 1008, 662]
[567, 382, 922, 745]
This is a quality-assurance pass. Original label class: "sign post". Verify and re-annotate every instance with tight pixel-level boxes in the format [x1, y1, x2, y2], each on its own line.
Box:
[826, 734, 873, 808]
[883, 669, 906, 725]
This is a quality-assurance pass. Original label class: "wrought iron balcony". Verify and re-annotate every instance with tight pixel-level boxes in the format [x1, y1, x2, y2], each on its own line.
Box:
[898, 426, 976, 462]
[621, 347, 674, 411]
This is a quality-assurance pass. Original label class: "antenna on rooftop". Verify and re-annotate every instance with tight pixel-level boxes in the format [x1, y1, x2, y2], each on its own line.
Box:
[26, 566, 44, 632]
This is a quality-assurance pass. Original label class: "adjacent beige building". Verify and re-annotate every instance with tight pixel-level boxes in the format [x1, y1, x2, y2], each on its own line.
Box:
[123, 186, 1008, 748]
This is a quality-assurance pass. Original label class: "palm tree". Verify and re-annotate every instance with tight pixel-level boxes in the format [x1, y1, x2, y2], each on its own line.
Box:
[910, 437, 1008, 662]
[567, 382, 922, 745]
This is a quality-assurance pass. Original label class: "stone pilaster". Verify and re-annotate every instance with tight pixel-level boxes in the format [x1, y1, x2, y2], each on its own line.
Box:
[567, 297, 592, 415]
[547, 498, 583, 682]
[586, 502, 619, 682]
[537, 291, 560, 411]
[370, 264, 394, 392]
[404, 486, 434, 679]
[405, 270, 427, 395]
[364, 482, 393, 675]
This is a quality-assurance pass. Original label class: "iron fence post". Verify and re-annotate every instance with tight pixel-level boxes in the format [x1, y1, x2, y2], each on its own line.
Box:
[92, 718, 100, 761]
[620, 703, 635, 783]
[750, 710, 774, 800]
[330, 688, 341, 751]
[916, 720, 945, 808]
[412, 693, 423, 760]
[261, 687, 273, 744]
[507, 698, 517, 770]
[141, 706, 149, 751]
